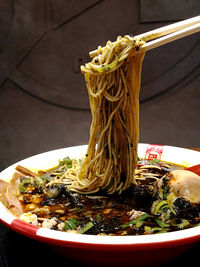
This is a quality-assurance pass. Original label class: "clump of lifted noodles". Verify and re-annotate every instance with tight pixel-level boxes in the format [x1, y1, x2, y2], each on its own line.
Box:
[68, 35, 145, 194]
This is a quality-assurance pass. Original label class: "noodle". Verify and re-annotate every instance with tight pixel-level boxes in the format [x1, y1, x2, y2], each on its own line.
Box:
[67, 35, 145, 194]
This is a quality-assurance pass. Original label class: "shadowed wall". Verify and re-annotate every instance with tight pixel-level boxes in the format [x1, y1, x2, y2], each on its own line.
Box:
[0, 0, 200, 170]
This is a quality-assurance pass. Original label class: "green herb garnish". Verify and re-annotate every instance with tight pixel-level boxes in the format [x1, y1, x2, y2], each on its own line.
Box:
[155, 219, 169, 228]
[59, 156, 72, 168]
[19, 178, 32, 192]
[64, 218, 79, 230]
[121, 214, 152, 228]
[78, 222, 94, 234]
[34, 176, 45, 187]
[152, 227, 168, 234]
[154, 200, 168, 214]
[90, 56, 118, 73]
[172, 219, 190, 229]
[96, 213, 102, 221]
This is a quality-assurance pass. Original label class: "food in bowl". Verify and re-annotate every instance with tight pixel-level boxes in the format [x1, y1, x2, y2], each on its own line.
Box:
[0, 155, 200, 236]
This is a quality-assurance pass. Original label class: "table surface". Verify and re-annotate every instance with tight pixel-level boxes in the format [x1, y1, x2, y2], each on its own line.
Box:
[0, 148, 200, 267]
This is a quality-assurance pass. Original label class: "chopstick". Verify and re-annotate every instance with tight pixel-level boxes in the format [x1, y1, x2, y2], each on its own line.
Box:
[89, 15, 200, 58]
[136, 15, 200, 42]
[143, 22, 200, 51]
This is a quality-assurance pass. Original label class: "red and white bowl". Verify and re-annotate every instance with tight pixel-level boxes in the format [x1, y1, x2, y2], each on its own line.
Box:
[0, 144, 200, 266]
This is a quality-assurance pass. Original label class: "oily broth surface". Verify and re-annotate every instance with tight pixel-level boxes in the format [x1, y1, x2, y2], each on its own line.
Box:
[17, 159, 197, 236]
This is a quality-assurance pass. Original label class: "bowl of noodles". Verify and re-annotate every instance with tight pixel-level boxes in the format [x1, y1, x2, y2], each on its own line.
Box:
[0, 144, 200, 266]
[1, 33, 200, 266]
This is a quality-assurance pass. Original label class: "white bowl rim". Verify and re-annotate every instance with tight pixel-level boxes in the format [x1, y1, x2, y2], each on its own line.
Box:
[0, 143, 200, 247]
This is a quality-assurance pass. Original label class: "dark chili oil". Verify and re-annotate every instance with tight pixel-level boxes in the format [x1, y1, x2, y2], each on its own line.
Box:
[19, 184, 137, 234]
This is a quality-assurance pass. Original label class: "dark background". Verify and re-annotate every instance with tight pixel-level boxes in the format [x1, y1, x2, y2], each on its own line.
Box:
[0, 0, 200, 266]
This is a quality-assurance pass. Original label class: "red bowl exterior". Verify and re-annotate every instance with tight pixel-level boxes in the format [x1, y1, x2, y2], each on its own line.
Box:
[51, 244, 194, 267]
[1, 218, 197, 266]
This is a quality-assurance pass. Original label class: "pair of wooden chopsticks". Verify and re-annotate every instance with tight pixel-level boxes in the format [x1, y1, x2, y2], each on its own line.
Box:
[139, 15, 200, 51]
[90, 15, 200, 57]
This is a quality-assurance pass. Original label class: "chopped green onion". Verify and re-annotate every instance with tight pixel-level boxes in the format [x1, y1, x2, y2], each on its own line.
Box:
[121, 221, 134, 228]
[90, 56, 118, 73]
[155, 219, 169, 228]
[172, 219, 189, 229]
[167, 193, 177, 214]
[78, 222, 94, 234]
[152, 227, 168, 234]
[178, 219, 189, 229]
[96, 213, 102, 221]
[70, 218, 79, 224]
[144, 226, 152, 234]
[41, 175, 54, 183]
[34, 176, 45, 187]
[121, 214, 152, 228]
[160, 204, 169, 210]
[154, 200, 168, 214]
[59, 156, 72, 168]
[64, 218, 79, 230]
[19, 178, 32, 192]
[162, 209, 171, 221]
[145, 225, 168, 234]
[135, 214, 152, 228]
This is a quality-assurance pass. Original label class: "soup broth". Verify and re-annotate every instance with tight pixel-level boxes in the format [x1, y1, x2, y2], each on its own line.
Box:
[15, 157, 200, 235]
